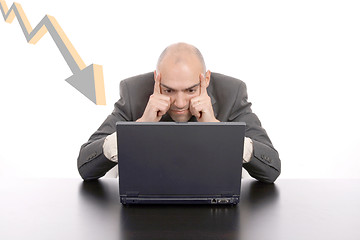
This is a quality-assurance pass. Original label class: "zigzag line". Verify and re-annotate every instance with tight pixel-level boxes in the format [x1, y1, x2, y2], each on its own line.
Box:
[0, 0, 85, 73]
[0, 1, 106, 105]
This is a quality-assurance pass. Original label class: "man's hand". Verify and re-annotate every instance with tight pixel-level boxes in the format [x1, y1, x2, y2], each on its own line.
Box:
[190, 74, 219, 122]
[137, 73, 171, 122]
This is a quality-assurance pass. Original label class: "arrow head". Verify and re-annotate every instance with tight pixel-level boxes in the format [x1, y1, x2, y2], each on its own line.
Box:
[65, 64, 106, 105]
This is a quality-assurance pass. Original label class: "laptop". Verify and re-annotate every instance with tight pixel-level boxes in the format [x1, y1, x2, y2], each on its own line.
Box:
[116, 122, 246, 205]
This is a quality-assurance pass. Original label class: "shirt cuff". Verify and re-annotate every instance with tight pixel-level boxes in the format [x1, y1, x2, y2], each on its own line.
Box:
[103, 132, 118, 162]
[243, 137, 253, 163]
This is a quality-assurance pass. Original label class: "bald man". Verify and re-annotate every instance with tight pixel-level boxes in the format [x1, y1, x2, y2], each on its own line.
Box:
[77, 43, 281, 183]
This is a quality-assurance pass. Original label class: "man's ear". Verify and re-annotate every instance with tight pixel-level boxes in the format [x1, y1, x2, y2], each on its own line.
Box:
[154, 70, 157, 81]
[205, 70, 211, 87]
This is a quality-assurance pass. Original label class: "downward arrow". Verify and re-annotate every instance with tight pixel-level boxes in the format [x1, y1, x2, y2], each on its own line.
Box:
[66, 64, 105, 105]
[0, 0, 106, 105]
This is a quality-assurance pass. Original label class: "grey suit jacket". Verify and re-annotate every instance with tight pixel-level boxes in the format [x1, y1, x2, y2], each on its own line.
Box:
[77, 72, 281, 183]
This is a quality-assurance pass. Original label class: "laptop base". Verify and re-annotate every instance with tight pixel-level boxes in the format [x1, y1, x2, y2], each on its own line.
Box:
[120, 196, 240, 205]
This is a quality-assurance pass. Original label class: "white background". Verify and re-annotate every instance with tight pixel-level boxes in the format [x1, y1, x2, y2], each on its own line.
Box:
[1, 0, 359, 179]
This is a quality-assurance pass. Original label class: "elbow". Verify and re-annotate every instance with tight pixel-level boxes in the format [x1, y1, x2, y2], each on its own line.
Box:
[77, 153, 96, 181]
[77, 151, 116, 181]
[244, 157, 281, 184]
[77, 153, 103, 181]
[78, 164, 101, 181]
[257, 168, 280, 184]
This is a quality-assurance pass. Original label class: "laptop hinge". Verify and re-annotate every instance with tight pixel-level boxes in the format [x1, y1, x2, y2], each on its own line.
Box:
[221, 191, 234, 197]
[125, 191, 139, 197]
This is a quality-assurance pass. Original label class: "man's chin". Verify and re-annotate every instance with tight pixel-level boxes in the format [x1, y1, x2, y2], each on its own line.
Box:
[169, 112, 192, 122]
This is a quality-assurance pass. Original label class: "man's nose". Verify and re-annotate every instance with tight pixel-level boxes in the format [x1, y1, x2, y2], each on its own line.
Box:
[173, 93, 187, 109]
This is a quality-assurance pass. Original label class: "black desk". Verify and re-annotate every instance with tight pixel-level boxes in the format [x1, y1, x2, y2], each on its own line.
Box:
[1, 178, 359, 240]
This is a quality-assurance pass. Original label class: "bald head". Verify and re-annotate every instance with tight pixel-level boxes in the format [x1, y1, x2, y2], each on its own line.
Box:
[156, 43, 206, 74]
[153, 43, 211, 122]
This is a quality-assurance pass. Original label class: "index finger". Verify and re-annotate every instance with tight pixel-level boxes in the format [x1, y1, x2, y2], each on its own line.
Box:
[154, 73, 161, 94]
[200, 73, 207, 96]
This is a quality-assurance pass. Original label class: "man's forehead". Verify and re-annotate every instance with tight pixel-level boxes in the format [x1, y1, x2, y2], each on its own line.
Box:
[160, 82, 200, 90]
[159, 70, 200, 86]
[158, 56, 203, 90]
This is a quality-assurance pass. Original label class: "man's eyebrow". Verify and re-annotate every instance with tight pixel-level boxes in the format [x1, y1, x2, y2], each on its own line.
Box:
[160, 83, 174, 90]
[185, 83, 200, 90]
[160, 83, 200, 91]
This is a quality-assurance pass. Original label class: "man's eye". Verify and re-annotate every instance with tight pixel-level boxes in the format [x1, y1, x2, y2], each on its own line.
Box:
[188, 89, 196, 93]
[164, 89, 172, 93]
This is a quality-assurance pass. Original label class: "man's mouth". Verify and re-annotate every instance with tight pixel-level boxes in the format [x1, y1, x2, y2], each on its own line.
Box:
[171, 109, 188, 114]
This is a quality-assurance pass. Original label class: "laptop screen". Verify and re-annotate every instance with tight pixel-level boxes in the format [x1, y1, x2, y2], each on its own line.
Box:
[116, 122, 245, 204]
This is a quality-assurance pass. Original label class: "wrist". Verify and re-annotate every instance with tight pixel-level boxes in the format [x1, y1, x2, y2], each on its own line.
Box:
[202, 115, 219, 122]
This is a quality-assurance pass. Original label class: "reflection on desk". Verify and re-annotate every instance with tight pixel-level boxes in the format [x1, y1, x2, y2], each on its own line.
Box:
[1, 178, 359, 240]
[80, 180, 279, 240]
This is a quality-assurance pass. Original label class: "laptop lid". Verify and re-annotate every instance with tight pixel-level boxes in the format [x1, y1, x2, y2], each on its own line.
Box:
[116, 122, 246, 204]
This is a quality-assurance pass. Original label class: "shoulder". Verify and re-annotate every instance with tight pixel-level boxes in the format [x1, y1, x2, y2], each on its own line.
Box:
[210, 72, 246, 91]
[209, 72, 247, 99]
[120, 72, 154, 92]
[119, 72, 154, 103]
[116, 72, 154, 118]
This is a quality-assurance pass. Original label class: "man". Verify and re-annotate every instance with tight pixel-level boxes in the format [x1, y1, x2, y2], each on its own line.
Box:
[77, 43, 281, 183]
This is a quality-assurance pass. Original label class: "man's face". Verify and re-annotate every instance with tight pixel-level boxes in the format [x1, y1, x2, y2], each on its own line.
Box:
[160, 66, 201, 122]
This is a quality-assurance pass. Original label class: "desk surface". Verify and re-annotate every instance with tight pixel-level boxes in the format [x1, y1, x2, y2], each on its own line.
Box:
[1, 178, 360, 240]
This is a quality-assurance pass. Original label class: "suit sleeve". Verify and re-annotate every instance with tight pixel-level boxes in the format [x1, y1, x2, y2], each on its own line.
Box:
[229, 82, 281, 183]
[77, 80, 132, 181]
